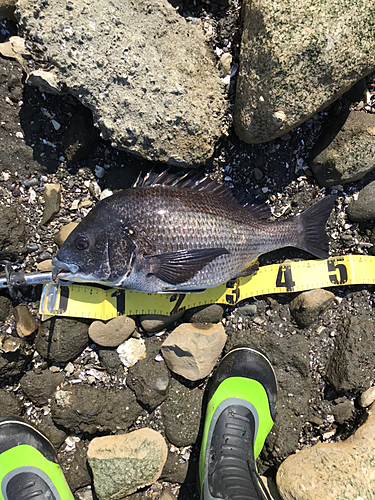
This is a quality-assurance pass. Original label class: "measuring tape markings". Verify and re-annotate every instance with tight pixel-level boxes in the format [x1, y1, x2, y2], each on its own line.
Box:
[39, 255, 375, 320]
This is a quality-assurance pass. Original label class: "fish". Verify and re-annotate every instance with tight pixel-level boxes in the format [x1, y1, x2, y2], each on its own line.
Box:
[52, 170, 336, 294]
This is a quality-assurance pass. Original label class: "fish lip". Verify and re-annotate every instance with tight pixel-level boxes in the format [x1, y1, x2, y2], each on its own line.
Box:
[51, 257, 79, 281]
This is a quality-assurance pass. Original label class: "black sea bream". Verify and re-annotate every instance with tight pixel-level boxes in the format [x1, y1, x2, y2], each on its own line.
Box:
[52, 170, 335, 293]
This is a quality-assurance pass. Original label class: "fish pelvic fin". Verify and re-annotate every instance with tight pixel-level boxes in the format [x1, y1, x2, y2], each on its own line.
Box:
[145, 248, 230, 285]
[296, 194, 336, 259]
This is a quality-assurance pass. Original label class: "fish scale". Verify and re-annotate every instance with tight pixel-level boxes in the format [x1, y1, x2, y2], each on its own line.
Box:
[52, 171, 336, 293]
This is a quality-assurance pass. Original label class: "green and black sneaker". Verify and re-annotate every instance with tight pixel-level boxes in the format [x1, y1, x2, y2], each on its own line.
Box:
[0, 416, 74, 500]
[199, 346, 277, 500]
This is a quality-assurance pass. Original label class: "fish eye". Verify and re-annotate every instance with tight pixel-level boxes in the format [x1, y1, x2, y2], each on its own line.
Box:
[75, 236, 89, 250]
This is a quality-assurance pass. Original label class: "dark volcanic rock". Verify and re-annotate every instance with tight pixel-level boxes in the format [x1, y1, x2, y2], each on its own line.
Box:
[0, 337, 33, 379]
[224, 327, 311, 466]
[0, 205, 27, 253]
[326, 317, 375, 392]
[20, 368, 64, 406]
[182, 304, 224, 324]
[36, 414, 67, 450]
[97, 347, 123, 376]
[127, 337, 170, 410]
[51, 384, 142, 434]
[0, 388, 22, 416]
[160, 451, 189, 484]
[0, 295, 12, 322]
[161, 378, 203, 447]
[35, 318, 89, 362]
[65, 440, 91, 492]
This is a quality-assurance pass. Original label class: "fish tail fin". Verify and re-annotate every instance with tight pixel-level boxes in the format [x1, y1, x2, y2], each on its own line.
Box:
[295, 195, 336, 258]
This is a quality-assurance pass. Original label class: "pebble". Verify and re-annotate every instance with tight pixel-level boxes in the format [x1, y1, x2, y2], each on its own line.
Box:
[54, 221, 79, 247]
[182, 304, 224, 324]
[219, 52, 232, 76]
[161, 323, 227, 381]
[13, 304, 38, 337]
[289, 289, 336, 328]
[117, 338, 146, 368]
[360, 386, 375, 408]
[27, 242, 40, 253]
[24, 177, 39, 188]
[87, 428, 167, 499]
[139, 312, 184, 334]
[88, 316, 136, 347]
[276, 401, 375, 499]
[37, 251, 52, 262]
[41, 183, 61, 225]
[36, 259, 54, 272]
[99, 188, 113, 200]
[94, 165, 106, 178]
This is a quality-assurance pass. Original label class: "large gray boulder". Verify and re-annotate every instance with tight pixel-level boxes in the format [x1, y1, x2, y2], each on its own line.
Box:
[234, 0, 375, 143]
[16, 0, 227, 166]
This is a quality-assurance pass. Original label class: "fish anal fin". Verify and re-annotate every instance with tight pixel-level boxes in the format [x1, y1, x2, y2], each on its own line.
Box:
[237, 260, 259, 278]
[145, 248, 230, 285]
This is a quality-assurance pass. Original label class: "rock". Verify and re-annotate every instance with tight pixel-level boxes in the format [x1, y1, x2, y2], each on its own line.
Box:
[97, 348, 123, 376]
[41, 183, 61, 225]
[307, 108, 375, 187]
[127, 337, 170, 410]
[20, 369, 64, 406]
[0, 0, 17, 21]
[224, 327, 311, 465]
[139, 312, 184, 334]
[17, 0, 227, 166]
[161, 378, 203, 447]
[234, 0, 375, 143]
[89, 316, 135, 347]
[74, 488, 93, 500]
[54, 222, 79, 247]
[360, 387, 375, 408]
[35, 318, 89, 363]
[0, 205, 27, 253]
[66, 441, 91, 492]
[161, 323, 227, 381]
[331, 397, 354, 425]
[87, 428, 167, 499]
[236, 304, 258, 317]
[13, 304, 38, 337]
[0, 388, 22, 416]
[347, 180, 375, 222]
[159, 488, 175, 500]
[63, 104, 100, 162]
[36, 259, 54, 272]
[276, 401, 375, 499]
[326, 317, 375, 392]
[0, 335, 33, 378]
[160, 451, 189, 484]
[117, 338, 146, 368]
[51, 384, 142, 434]
[289, 289, 336, 328]
[219, 52, 232, 76]
[182, 304, 224, 324]
[0, 295, 12, 322]
[27, 69, 62, 94]
[35, 414, 67, 450]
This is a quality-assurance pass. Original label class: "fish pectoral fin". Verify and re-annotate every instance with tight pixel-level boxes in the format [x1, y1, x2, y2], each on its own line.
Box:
[237, 259, 259, 278]
[145, 248, 230, 285]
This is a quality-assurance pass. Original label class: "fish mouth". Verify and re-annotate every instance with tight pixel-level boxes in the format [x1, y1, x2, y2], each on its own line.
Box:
[52, 257, 79, 283]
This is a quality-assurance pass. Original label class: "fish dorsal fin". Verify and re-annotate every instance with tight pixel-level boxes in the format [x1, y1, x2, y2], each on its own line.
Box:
[234, 189, 271, 219]
[132, 168, 236, 201]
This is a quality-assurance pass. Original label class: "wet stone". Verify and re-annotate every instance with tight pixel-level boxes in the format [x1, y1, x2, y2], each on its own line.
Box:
[161, 378, 203, 447]
[51, 384, 142, 434]
[20, 368, 64, 406]
[35, 318, 89, 362]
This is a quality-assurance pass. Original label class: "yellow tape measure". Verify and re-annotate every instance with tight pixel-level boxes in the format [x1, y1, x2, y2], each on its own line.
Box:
[39, 255, 375, 320]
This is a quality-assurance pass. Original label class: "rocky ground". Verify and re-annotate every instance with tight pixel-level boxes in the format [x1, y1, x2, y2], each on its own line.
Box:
[1, 3, 375, 500]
